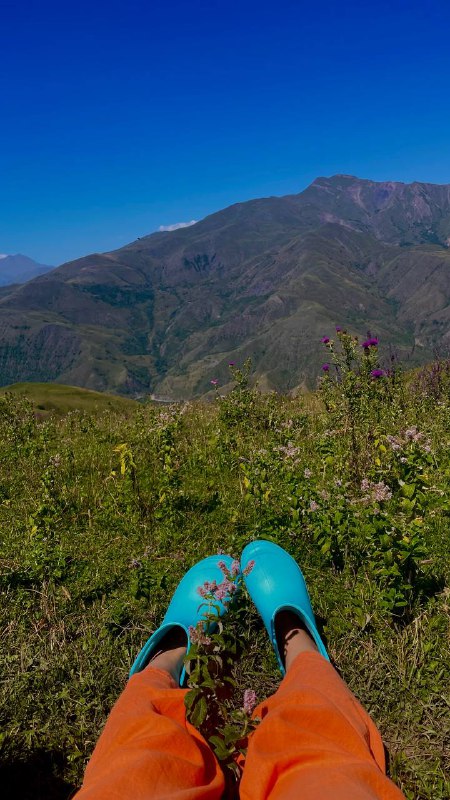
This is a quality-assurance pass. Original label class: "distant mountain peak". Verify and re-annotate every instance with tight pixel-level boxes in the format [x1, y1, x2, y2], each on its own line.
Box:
[0, 254, 54, 286]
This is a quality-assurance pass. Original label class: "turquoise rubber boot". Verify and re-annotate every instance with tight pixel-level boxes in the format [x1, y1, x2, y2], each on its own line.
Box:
[241, 539, 329, 674]
[129, 554, 237, 685]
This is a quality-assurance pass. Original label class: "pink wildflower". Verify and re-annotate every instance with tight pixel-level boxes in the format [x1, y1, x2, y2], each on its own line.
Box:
[243, 559, 255, 576]
[188, 624, 212, 646]
[230, 559, 241, 577]
[243, 689, 257, 714]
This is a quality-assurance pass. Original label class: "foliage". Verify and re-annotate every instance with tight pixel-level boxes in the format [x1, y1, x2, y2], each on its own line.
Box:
[0, 350, 449, 799]
[183, 561, 259, 788]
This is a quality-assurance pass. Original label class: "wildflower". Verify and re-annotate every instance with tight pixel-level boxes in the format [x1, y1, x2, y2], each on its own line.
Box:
[360, 478, 370, 492]
[320, 336, 330, 344]
[129, 558, 141, 569]
[277, 442, 301, 460]
[217, 560, 228, 573]
[243, 559, 255, 576]
[405, 426, 423, 442]
[321, 363, 330, 372]
[386, 434, 401, 451]
[230, 559, 241, 577]
[188, 624, 212, 646]
[197, 585, 208, 598]
[215, 583, 229, 601]
[372, 482, 392, 502]
[210, 379, 219, 386]
[304, 468, 312, 478]
[335, 326, 341, 332]
[309, 500, 319, 512]
[228, 361, 236, 366]
[243, 689, 257, 714]
[370, 369, 386, 379]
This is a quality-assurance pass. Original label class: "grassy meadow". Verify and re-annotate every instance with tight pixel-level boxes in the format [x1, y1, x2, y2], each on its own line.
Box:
[0, 336, 449, 799]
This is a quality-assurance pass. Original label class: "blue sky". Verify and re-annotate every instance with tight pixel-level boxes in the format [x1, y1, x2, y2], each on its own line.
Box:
[2, 0, 450, 265]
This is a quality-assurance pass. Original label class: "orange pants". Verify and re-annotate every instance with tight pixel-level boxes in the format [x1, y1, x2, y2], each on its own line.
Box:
[75, 652, 404, 799]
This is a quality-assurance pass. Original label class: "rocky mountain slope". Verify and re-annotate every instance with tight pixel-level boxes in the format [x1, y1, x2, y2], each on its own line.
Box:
[0, 175, 449, 397]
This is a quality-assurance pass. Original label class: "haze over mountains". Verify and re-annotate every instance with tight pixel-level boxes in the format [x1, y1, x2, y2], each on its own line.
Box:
[0, 254, 53, 286]
[1, 175, 450, 398]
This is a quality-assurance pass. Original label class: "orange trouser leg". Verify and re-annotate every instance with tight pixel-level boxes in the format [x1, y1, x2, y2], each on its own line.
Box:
[74, 667, 225, 800]
[240, 651, 404, 800]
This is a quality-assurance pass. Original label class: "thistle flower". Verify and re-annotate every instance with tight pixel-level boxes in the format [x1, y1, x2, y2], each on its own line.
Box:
[321, 363, 330, 372]
[210, 379, 219, 386]
[320, 336, 330, 344]
[370, 369, 386, 379]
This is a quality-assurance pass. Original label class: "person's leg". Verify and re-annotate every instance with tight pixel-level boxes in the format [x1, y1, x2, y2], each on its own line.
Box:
[240, 618, 404, 800]
[74, 639, 225, 800]
[75, 553, 239, 800]
[239, 542, 405, 800]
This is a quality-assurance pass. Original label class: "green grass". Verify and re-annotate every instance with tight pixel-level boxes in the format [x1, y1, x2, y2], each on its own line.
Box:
[1, 382, 137, 415]
[0, 358, 449, 799]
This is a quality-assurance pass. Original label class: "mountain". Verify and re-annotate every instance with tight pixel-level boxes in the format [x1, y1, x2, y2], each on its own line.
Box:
[0, 175, 449, 397]
[0, 254, 54, 286]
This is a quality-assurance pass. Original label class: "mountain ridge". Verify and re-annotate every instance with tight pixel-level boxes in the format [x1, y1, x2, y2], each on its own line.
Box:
[0, 175, 449, 397]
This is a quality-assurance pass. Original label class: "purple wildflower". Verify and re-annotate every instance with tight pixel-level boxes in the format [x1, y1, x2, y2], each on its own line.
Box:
[230, 559, 241, 577]
[372, 482, 392, 503]
[210, 379, 219, 386]
[228, 361, 236, 366]
[243, 689, 257, 715]
[362, 337, 379, 349]
[188, 624, 212, 646]
[335, 326, 342, 332]
[243, 559, 255, 576]
[309, 500, 319, 512]
[370, 369, 386, 379]
[321, 363, 330, 372]
[214, 583, 229, 601]
[320, 336, 330, 344]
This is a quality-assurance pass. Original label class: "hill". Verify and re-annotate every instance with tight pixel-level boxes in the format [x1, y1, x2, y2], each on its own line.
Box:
[1, 382, 137, 415]
[0, 175, 450, 397]
[0, 253, 54, 286]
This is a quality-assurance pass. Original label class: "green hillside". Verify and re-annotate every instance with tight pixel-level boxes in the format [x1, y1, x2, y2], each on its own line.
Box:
[1, 382, 137, 415]
[1, 346, 449, 799]
[0, 176, 449, 398]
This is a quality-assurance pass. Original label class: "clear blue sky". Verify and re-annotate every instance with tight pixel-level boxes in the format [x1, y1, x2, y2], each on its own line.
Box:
[2, 0, 450, 265]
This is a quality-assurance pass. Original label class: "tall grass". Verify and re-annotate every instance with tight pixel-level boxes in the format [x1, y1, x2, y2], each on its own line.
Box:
[0, 345, 449, 799]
